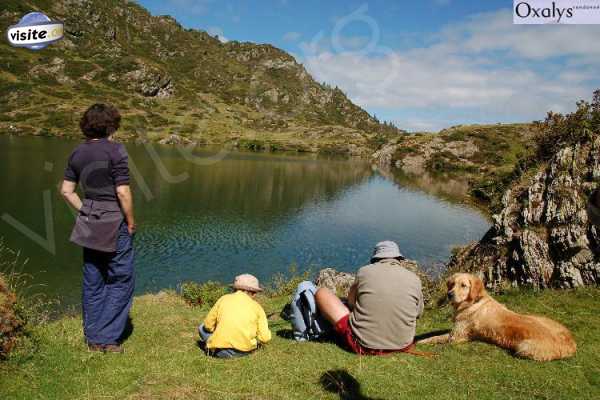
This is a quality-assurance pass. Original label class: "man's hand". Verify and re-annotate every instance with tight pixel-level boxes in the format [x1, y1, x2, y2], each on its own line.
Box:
[347, 282, 358, 310]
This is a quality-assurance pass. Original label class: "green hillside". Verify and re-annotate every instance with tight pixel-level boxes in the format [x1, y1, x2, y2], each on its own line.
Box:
[375, 123, 537, 211]
[0, 0, 400, 154]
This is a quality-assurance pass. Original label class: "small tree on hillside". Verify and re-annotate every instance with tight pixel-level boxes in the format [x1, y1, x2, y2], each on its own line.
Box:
[535, 89, 600, 161]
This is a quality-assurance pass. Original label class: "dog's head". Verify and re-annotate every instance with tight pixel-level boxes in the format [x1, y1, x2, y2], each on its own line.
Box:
[446, 273, 486, 308]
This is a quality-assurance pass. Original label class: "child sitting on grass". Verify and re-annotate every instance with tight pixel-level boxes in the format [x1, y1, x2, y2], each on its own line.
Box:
[198, 274, 272, 358]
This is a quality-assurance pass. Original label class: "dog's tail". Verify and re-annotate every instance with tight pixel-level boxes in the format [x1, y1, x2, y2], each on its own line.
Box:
[516, 333, 576, 361]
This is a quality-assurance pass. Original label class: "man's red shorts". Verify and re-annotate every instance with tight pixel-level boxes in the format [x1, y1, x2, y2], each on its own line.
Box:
[334, 314, 412, 356]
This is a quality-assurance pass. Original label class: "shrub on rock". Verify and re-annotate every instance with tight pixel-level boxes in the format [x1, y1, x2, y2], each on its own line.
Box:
[0, 274, 26, 359]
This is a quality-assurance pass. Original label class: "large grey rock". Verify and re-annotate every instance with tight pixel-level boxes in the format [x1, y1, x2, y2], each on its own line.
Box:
[371, 143, 398, 170]
[449, 137, 600, 289]
[509, 230, 553, 287]
[123, 64, 174, 98]
[315, 259, 430, 300]
[29, 57, 73, 85]
[314, 268, 355, 297]
[158, 134, 193, 145]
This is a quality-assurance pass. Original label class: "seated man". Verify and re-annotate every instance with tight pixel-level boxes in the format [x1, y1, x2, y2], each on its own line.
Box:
[198, 274, 272, 358]
[316, 241, 424, 355]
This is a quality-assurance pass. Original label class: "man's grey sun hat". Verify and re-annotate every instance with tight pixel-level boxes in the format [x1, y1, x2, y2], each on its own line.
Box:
[372, 240, 404, 260]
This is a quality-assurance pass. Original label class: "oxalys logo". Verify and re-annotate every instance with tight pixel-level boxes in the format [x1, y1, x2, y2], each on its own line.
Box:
[513, 0, 600, 24]
[6, 12, 64, 50]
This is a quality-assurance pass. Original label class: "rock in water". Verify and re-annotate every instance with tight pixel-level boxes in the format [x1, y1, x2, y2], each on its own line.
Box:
[450, 138, 600, 289]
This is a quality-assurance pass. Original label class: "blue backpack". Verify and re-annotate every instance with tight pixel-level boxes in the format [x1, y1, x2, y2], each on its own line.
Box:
[290, 281, 331, 341]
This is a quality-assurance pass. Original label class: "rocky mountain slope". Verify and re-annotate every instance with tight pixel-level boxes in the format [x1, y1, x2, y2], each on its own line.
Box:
[372, 92, 600, 289]
[446, 94, 600, 289]
[0, 0, 399, 154]
[450, 138, 600, 289]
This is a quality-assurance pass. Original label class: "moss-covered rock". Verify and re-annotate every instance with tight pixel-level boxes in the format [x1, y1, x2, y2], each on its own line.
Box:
[0, 274, 25, 359]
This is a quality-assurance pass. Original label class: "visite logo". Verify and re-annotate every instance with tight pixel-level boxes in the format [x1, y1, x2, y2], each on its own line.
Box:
[7, 12, 64, 50]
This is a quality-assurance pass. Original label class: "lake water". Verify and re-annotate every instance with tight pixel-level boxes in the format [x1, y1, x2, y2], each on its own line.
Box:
[0, 135, 490, 307]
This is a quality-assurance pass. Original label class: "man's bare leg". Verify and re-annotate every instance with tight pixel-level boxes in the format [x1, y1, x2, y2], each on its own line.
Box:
[315, 288, 350, 325]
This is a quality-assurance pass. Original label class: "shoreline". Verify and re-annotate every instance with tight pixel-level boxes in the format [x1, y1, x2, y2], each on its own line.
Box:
[2, 286, 598, 399]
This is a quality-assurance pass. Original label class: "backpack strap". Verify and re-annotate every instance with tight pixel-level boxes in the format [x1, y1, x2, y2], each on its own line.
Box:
[299, 291, 319, 337]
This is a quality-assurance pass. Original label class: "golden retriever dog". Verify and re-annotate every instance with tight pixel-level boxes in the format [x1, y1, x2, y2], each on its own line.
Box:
[418, 273, 576, 361]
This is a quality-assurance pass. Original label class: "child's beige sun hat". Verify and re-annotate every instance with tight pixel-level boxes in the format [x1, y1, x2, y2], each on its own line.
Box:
[232, 274, 263, 292]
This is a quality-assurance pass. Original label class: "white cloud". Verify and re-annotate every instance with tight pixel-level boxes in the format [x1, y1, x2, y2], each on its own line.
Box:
[207, 26, 228, 43]
[445, 10, 600, 60]
[301, 9, 600, 131]
[283, 31, 302, 42]
[337, 35, 370, 51]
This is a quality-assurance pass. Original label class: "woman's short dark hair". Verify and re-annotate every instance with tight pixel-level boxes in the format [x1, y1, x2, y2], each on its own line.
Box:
[79, 103, 121, 138]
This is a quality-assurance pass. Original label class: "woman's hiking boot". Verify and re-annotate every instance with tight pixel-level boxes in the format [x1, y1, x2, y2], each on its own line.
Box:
[103, 344, 124, 353]
[87, 343, 104, 352]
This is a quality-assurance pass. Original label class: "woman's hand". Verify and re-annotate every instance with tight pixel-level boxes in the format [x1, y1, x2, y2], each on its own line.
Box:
[127, 222, 136, 235]
[116, 185, 136, 236]
[60, 180, 83, 211]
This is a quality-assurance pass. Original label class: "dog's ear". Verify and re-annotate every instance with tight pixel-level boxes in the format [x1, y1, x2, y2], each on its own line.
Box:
[467, 275, 485, 302]
[446, 275, 456, 289]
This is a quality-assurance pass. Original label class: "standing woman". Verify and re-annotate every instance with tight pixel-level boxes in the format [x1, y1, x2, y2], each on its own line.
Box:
[61, 103, 136, 353]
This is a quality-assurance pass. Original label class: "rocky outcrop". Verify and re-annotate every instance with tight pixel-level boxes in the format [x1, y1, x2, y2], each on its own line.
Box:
[315, 268, 355, 296]
[372, 124, 536, 212]
[158, 134, 193, 145]
[123, 64, 174, 98]
[450, 138, 600, 289]
[373, 135, 479, 174]
[29, 57, 73, 85]
[315, 261, 434, 303]
[371, 143, 398, 170]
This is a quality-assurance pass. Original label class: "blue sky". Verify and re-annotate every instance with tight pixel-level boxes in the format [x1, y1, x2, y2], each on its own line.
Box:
[138, 0, 600, 131]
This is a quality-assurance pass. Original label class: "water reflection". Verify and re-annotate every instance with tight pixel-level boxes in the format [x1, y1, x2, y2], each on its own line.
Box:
[383, 166, 489, 216]
[133, 149, 373, 220]
[0, 136, 489, 308]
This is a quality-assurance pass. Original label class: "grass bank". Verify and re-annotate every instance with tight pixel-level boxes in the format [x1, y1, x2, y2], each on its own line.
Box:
[1, 288, 599, 399]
